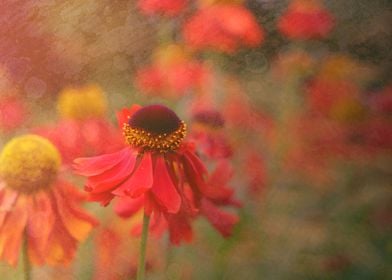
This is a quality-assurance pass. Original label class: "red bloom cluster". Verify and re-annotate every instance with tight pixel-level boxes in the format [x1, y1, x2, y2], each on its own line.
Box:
[278, 0, 334, 40]
[136, 62, 209, 99]
[183, 4, 264, 53]
[138, 0, 188, 16]
[74, 104, 239, 244]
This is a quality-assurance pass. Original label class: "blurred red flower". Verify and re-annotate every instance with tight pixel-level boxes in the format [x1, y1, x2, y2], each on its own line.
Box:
[136, 45, 210, 99]
[138, 0, 188, 16]
[34, 84, 123, 165]
[183, 4, 264, 53]
[278, 0, 334, 40]
[189, 109, 233, 159]
[74, 104, 239, 243]
[0, 96, 28, 134]
[0, 135, 97, 266]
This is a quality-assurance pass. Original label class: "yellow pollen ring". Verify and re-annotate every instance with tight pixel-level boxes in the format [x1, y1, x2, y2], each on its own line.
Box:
[123, 121, 187, 153]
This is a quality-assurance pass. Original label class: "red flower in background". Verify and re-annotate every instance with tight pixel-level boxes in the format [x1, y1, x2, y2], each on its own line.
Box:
[74, 104, 239, 244]
[183, 4, 264, 53]
[135, 45, 210, 99]
[0, 96, 28, 134]
[138, 0, 188, 16]
[0, 135, 97, 266]
[278, 0, 334, 40]
[189, 109, 233, 159]
[34, 84, 123, 165]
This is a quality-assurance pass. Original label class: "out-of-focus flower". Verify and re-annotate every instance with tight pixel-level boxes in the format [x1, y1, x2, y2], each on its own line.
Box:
[136, 45, 210, 99]
[34, 84, 123, 164]
[243, 150, 267, 195]
[272, 49, 315, 80]
[138, 0, 188, 17]
[57, 84, 107, 120]
[307, 79, 367, 122]
[0, 135, 97, 266]
[183, 4, 264, 53]
[74, 104, 239, 244]
[278, 0, 334, 40]
[189, 109, 232, 159]
[0, 96, 29, 134]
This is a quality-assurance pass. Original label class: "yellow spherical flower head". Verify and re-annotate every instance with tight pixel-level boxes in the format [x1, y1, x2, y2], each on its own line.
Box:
[57, 84, 108, 120]
[0, 135, 61, 194]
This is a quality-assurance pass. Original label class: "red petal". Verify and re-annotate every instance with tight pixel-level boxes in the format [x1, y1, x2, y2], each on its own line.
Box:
[184, 150, 207, 175]
[151, 157, 181, 214]
[0, 187, 18, 228]
[114, 196, 144, 218]
[88, 192, 114, 206]
[166, 213, 193, 245]
[116, 104, 142, 128]
[73, 148, 132, 177]
[26, 192, 55, 265]
[112, 153, 153, 197]
[54, 183, 98, 241]
[0, 196, 28, 266]
[200, 199, 239, 237]
[87, 150, 137, 193]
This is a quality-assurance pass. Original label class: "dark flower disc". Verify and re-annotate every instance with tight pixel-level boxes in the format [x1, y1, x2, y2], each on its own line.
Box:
[129, 104, 182, 135]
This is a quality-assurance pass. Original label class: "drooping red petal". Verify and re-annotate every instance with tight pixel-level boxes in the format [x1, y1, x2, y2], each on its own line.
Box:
[53, 182, 98, 242]
[26, 191, 55, 265]
[112, 153, 154, 197]
[151, 156, 181, 214]
[165, 212, 193, 245]
[184, 150, 207, 175]
[200, 199, 239, 237]
[114, 196, 144, 218]
[73, 148, 132, 177]
[0, 196, 28, 266]
[87, 150, 137, 193]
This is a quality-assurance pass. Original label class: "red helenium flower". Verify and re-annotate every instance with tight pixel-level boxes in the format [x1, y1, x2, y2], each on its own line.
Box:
[278, 0, 335, 40]
[74, 104, 239, 243]
[183, 4, 264, 53]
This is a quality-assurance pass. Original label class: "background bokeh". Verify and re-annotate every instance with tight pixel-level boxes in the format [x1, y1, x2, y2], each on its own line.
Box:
[0, 0, 391, 279]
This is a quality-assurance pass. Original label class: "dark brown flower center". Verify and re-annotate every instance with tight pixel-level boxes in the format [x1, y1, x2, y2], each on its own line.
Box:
[129, 105, 181, 134]
[124, 105, 186, 153]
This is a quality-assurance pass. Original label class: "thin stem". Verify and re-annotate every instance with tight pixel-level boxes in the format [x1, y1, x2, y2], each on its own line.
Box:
[23, 234, 31, 280]
[136, 212, 151, 280]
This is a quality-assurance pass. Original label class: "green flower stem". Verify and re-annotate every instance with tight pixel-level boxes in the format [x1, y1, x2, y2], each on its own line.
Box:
[136, 212, 151, 280]
[23, 234, 31, 280]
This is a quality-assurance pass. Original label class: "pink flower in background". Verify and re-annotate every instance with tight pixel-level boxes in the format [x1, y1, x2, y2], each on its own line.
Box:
[278, 0, 335, 40]
[183, 4, 264, 53]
